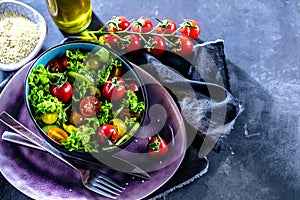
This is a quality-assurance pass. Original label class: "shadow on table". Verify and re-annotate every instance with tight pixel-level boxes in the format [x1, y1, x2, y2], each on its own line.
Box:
[186, 60, 300, 200]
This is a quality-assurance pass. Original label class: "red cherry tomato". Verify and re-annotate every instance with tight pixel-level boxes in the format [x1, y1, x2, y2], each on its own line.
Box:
[171, 36, 194, 57]
[79, 96, 101, 117]
[147, 135, 168, 159]
[156, 19, 177, 34]
[146, 36, 166, 56]
[132, 17, 153, 33]
[180, 19, 201, 40]
[127, 82, 139, 92]
[118, 34, 141, 52]
[97, 124, 118, 142]
[104, 34, 119, 49]
[50, 81, 73, 103]
[46, 59, 63, 73]
[102, 77, 126, 101]
[108, 16, 131, 32]
[60, 56, 68, 71]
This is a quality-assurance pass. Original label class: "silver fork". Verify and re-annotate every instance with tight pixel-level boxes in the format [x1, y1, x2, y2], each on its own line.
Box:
[0, 111, 125, 199]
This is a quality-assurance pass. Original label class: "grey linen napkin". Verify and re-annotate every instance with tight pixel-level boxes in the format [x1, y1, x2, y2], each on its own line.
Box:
[123, 39, 242, 199]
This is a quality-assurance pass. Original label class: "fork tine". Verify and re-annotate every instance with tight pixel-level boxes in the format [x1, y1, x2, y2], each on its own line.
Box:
[96, 174, 125, 191]
[87, 170, 125, 198]
[85, 183, 118, 199]
[91, 179, 121, 196]
[95, 177, 124, 193]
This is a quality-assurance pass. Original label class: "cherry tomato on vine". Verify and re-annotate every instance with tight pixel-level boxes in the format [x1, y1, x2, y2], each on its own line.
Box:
[46, 59, 64, 73]
[147, 135, 168, 159]
[132, 17, 153, 33]
[102, 77, 126, 101]
[171, 36, 194, 57]
[146, 36, 166, 56]
[180, 19, 201, 40]
[97, 124, 118, 143]
[156, 19, 177, 34]
[103, 34, 118, 49]
[79, 96, 101, 117]
[108, 16, 131, 32]
[50, 81, 73, 103]
[118, 34, 141, 52]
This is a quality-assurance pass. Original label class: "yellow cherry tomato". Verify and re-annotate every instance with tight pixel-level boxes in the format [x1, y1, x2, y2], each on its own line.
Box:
[40, 112, 58, 124]
[110, 118, 127, 137]
[63, 123, 78, 134]
[47, 127, 68, 144]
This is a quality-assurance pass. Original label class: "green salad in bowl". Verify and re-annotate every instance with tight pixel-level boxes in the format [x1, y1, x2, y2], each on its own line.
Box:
[25, 42, 146, 159]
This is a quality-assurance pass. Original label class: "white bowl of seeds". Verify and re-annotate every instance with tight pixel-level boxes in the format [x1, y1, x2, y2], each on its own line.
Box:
[0, 0, 47, 71]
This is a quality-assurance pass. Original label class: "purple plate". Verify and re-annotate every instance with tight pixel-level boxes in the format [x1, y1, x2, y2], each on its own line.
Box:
[0, 61, 186, 199]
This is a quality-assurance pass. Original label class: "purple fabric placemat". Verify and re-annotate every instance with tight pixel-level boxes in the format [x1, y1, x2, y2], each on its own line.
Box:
[0, 39, 242, 199]
[0, 62, 186, 200]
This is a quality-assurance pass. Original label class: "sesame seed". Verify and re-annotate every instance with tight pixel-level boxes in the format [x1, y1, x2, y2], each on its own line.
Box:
[0, 12, 39, 64]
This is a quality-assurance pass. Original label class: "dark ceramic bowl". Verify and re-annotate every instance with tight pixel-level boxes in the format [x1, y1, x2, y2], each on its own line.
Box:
[25, 42, 147, 161]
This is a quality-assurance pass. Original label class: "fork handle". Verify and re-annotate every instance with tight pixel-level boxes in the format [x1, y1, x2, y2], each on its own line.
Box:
[0, 111, 77, 171]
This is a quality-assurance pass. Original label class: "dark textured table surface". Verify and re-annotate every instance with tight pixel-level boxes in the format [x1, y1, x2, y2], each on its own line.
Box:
[1, 0, 299, 199]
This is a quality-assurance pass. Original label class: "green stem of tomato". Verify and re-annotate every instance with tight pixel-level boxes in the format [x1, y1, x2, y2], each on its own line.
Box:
[137, 33, 148, 43]
[87, 30, 179, 46]
[170, 27, 181, 36]
[64, 102, 72, 111]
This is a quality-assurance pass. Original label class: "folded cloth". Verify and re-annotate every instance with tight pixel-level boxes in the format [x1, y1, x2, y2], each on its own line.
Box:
[123, 39, 242, 199]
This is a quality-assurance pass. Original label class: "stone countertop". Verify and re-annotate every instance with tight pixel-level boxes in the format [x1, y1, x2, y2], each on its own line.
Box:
[1, 0, 299, 199]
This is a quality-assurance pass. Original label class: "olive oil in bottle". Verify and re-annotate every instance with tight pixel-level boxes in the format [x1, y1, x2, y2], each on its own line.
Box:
[46, 0, 92, 34]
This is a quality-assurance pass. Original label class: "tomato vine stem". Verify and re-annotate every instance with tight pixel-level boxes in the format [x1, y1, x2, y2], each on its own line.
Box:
[78, 17, 189, 48]
[72, 16, 199, 58]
